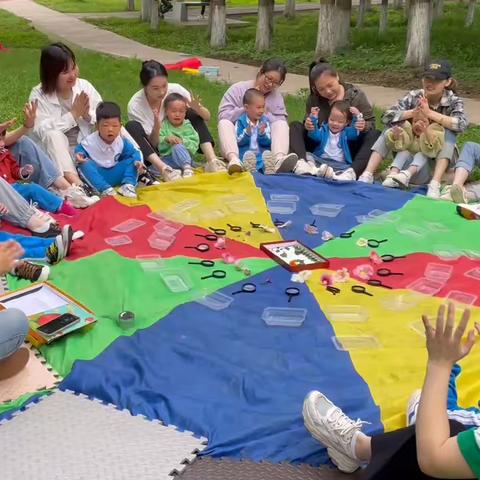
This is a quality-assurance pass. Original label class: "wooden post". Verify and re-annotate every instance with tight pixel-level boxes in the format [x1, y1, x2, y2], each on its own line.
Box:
[405, 0, 431, 67]
[210, 0, 227, 47]
[127, 0, 135, 10]
[150, 0, 159, 29]
[256, 0, 275, 51]
[141, 0, 151, 20]
[379, 0, 388, 33]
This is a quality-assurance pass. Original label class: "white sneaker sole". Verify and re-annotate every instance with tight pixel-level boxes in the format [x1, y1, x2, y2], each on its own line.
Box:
[262, 152, 276, 175]
[450, 184, 467, 204]
[228, 162, 244, 175]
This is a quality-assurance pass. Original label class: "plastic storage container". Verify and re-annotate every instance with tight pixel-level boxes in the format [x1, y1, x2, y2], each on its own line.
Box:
[424, 263, 453, 282]
[310, 203, 344, 217]
[148, 232, 175, 251]
[267, 200, 297, 215]
[111, 219, 146, 233]
[397, 224, 426, 239]
[159, 269, 193, 293]
[262, 307, 306, 327]
[380, 292, 423, 311]
[105, 235, 132, 246]
[465, 267, 480, 281]
[136, 254, 165, 272]
[270, 193, 300, 202]
[332, 336, 380, 351]
[433, 245, 462, 261]
[324, 305, 368, 322]
[195, 292, 234, 311]
[407, 277, 445, 296]
[446, 290, 478, 306]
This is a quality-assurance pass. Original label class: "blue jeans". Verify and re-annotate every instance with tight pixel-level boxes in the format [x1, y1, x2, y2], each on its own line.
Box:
[162, 144, 192, 169]
[0, 232, 54, 260]
[78, 158, 138, 192]
[456, 142, 480, 173]
[12, 182, 63, 213]
[10, 137, 61, 189]
[391, 151, 432, 185]
[0, 308, 29, 360]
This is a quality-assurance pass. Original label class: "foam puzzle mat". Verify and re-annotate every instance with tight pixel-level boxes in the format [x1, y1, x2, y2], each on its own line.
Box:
[0, 389, 207, 480]
[3, 171, 480, 468]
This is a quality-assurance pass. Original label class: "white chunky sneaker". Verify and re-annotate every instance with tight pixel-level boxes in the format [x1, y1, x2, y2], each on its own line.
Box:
[406, 389, 421, 426]
[303, 391, 365, 473]
[450, 184, 468, 204]
[316, 163, 334, 179]
[242, 151, 257, 172]
[262, 150, 276, 175]
[334, 168, 357, 182]
[101, 187, 116, 196]
[118, 183, 137, 198]
[161, 166, 182, 182]
[227, 157, 244, 175]
[66, 185, 99, 208]
[275, 152, 298, 173]
[204, 158, 227, 173]
[391, 169, 412, 188]
[293, 159, 316, 175]
[382, 174, 400, 188]
[427, 179, 441, 199]
[358, 171, 374, 184]
[182, 166, 195, 178]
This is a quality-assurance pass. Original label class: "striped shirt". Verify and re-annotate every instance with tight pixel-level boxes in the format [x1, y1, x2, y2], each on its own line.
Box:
[457, 427, 480, 478]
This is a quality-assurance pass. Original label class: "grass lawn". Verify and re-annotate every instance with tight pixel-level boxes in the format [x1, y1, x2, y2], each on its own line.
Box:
[89, 3, 480, 97]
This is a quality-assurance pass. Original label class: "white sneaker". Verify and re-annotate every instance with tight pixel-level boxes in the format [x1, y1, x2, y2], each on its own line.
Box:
[303, 391, 365, 473]
[262, 150, 276, 175]
[382, 175, 400, 188]
[66, 185, 99, 208]
[101, 187, 116, 196]
[406, 389, 421, 426]
[182, 166, 195, 178]
[358, 171, 374, 184]
[427, 179, 441, 199]
[162, 166, 182, 182]
[316, 163, 334, 179]
[294, 159, 316, 175]
[334, 168, 357, 182]
[450, 184, 468, 204]
[29, 201, 55, 224]
[439, 185, 453, 202]
[275, 152, 298, 173]
[242, 151, 257, 172]
[227, 157, 244, 175]
[118, 184, 137, 198]
[204, 158, 227, 173]
[391, 170, 412, 188]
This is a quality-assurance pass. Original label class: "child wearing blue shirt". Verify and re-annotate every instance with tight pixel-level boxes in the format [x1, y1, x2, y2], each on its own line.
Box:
[75, 102, 142, 199]
[235, 89, 275, 174]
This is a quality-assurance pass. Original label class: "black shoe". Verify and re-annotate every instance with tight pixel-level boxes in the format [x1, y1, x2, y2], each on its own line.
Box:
[13, 261, 50, 282]
[46, 235, 65, 265]
[80, 183, 99, 198]
[138, 171, 160, 186]
[31, 223, 62, 238]
[61, 225, 73, 257]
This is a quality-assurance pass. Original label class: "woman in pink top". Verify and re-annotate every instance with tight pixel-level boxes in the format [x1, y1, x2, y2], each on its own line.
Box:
[218, 58, 298, 174]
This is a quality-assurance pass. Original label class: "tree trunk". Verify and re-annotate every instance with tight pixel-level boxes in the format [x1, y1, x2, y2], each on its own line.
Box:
[433, 0, 443, 18]
[127, 0, 135, 10]
[141, 0, 151, 21]
[210, 0, 227, 48]
[150, 0, 159, 29]
[336, 0, 352, 49]
[256, 0, 275, 51]
[284, 0, 296, 18]
[366, 0, 372, 10]
[316, 0, 351, 55]
[405, 0, 431, 67]
[379, 0, 388, 33]
[404, 0, 410, 18]
[394, 0, 402, 9]
[357, 0, 367, 27]
[465, 0, 476, 26]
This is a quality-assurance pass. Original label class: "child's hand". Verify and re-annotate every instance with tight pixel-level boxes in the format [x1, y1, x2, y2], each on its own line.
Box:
[0, 240, 24, 275]
[349, 106, 360, 117]
[422, 303, 479, 368]
[304, 116, 315, 131]
[258, 123, 267, 135]
[310, 107, 320, 118]
[0, 118, 16, 134]
[23, 100, 38, 129]
[188, 92, 203, 113]
[417, 96, 431, 115]
[0, 202, 9, 215]
[75, 153, 87, 164]
[166, 136, 182, 145]
[391, 125, 403, 140]
[152, 108, 162, 127]
[134, 161, 146, 174]
[20, 164, 34, 178]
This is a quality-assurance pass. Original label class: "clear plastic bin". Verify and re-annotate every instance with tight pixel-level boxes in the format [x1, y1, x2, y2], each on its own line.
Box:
[262, 307, 306, 327]
[228, 202, 257, 214]
[111, 218, 146, 233]
[148, 232, 175, 251]
[433, 245, 462, 262]
[270, 193, 300, 202]
[195, 292, 234, 310]
[380, 292, 423, 311]
[424, 263, 453, 282]
[465, 267, 480, 281]
[172, 199, 201, 213]
[407, 277, 445, 296]
[332, 336, 380, 351]
[136, 254, 165, 272]
[397, 224, 426, 238]
[446, 290, 478, 306]
[426, 222, 450, 233]
[309, 203, 344, 217]
[267, 200, 297, 215]
[105, 235, 132, 246]
[324, 305, 368, 322]
[159, 269, 193, 293]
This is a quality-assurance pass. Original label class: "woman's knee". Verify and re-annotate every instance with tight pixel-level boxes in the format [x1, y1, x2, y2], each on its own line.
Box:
[125, 120, 143, 136]
[0, 308, 29, 360]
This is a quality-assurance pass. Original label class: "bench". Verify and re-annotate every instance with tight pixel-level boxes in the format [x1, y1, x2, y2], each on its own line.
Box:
[172, 1, 209, 22]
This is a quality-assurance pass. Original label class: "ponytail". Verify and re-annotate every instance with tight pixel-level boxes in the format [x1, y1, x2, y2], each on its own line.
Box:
[445, 77, 458, 93]
[309, 57, 338, 94]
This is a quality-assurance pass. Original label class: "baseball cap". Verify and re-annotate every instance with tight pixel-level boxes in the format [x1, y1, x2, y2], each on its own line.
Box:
[423, 60, 452, 80]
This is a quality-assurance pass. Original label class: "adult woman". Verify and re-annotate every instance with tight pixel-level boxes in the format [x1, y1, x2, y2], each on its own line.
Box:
[358, 60, 468, 199]
[289, 59, 380, 180]
[28, 43, 100, 207]
[217, 58, 298, 174]
[126, 60, 225, 181]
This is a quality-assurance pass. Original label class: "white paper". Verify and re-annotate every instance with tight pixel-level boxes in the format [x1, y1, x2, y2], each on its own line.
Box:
[1, 285, 68, 316]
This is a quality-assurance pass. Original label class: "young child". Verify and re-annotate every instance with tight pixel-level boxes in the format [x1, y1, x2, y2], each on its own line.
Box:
[234, 88, 274, 174]
[158, 93, 199, 179]
[295, 101, 360, 179]
[75, 102, 142, 199]
[0, 130, 77, 217]
[382, 106, 446, 189]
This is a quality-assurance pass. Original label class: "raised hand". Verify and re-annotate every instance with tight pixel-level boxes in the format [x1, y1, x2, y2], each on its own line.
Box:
[20, 164, 34, 178]
[23, 100, 38, 129]
[0, 240, 24, 275]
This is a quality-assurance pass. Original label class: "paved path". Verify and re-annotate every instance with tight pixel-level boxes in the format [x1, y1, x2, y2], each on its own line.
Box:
[2, 0, 480, 123]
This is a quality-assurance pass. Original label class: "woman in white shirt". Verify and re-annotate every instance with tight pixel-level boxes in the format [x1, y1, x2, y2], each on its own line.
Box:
[126, 60, 226, 180]
[29, 43, 100, 207]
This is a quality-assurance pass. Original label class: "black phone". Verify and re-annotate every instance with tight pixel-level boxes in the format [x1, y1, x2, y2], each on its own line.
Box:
[37, 313, 80, 336]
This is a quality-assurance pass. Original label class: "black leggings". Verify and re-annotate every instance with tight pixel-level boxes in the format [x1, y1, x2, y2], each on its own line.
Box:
[125, 109, 214, 163]
[360, 420, 468, 480]
[289, 121, 381, 177]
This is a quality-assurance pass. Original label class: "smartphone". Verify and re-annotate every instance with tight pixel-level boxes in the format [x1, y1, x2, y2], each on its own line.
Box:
[37, 313, 80, 336]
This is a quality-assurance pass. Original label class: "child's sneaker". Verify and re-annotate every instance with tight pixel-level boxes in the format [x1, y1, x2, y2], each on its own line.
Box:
[61, 225, 73, 257]
[275, 153, 298, 173]
[204, 158, 227, 173]
[391, 169, 412, 188]
[316, 163, 334, 179]
[358, 171, 374, 184]
[333, 168, 356, 182]
[12, 261, 50, 282]
[138, 171, 160, 186]
[439, 185, 453, 201]
[382, 174, 400, 188]
[66, 185, 99, 208]
[427, 179, 441, 199]
[293, 159, 314, 175]
[450, 184, 468, 204]
[182, 166, 195, 178]
[303, 391, 365, 473]
[31, 222, 62, 238]
[161, 166, 182, 182]
[406, 389, 421, 426]
[242, 151, 257, 172]
[101, 187, 116, 196]
[118, 184, 137, 199]
[262, 151, 276, 175]
[46, 235, 65, 264]
[227, 157, 244, 175]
